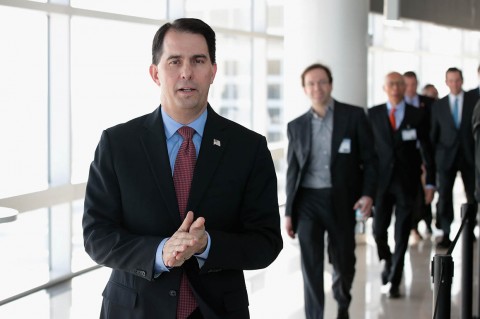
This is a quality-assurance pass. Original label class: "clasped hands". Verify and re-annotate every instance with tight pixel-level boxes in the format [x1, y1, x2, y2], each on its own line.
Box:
[163, 211, 208, 268]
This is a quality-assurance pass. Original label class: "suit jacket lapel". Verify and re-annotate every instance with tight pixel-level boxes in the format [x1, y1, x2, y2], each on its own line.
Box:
[377, 104, 394, 143]
[298, 113, 312, 168]
[188, 106, 229, 213]
[331, 101, 349, 163]
[140, 107, 181, 225]
[440, 98, 456, 129]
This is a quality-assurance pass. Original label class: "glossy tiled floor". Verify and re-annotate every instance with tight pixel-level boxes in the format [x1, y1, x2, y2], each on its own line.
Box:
[1, 182, 478, 319]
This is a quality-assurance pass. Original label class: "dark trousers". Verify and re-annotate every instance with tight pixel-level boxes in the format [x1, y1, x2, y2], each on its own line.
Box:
[373, 177, 413, 287]
[411, 180, 432, 229]
[436, 153, 476, 237]
[295, 188, 355, 319]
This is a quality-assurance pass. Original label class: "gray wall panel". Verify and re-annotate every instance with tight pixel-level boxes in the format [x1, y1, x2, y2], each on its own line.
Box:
[370, 0, 480, 31]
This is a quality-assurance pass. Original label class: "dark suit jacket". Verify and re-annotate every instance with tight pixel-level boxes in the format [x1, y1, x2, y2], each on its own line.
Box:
[431, 92, 476, 171]
[83, 105, 283, 319]
[466, 87, 480, 103]
[285, 100, 377, 231]
[418, 94, 435, 127]
[368, 103, 435, 197]
[472, 100, 480, 201]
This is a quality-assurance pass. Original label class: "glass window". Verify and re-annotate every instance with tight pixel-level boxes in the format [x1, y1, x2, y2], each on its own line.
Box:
[267, 131, 282, 142]
[0, 7, 48, 198]
[382, 20, 420, 52]
[462, 59, 480, 91]
[209, 34, 252, 128]
[221, 84, 238, 99]
[267, 84, 281, 99]
[185, 0, 251, 31]
[420, 54, 461, 97]
[71, 17, 159, 183]
[71, 0, 166, 19]
[268, 108, 282, 124]
[267, 60, 282, 76]
[421, 23, 462, 56]
[267, 0, 284, 35]
[266, 40, 283, 143]
[463, 30, 480, 56]
[224, 60, 238, 76]
[0, 209, 49, 300]
[72, 199, 96, 271]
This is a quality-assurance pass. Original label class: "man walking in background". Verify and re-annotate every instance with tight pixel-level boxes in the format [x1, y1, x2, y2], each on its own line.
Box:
[403, 71, 435, 241]
[285, 63, 377, 319]
[431, 67, 477, 248]
[368, 72, 435, 298]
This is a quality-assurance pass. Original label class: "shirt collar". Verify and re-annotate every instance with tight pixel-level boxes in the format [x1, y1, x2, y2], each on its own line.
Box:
[449, 91, 464, 102]
[161, 106, 208, 139]
[387, 100, 405, 112]
[310, 98, 334, 119]
[405, 94, 419, 107]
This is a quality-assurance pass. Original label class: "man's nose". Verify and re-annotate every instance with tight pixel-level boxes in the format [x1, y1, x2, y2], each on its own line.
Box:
[181, 63, 193, 79]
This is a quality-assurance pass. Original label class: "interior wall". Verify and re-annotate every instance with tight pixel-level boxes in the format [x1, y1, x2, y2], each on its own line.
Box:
[370, 0, 480, 31]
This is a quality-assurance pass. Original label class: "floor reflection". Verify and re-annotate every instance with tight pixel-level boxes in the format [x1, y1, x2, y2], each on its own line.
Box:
[0, 182, 477, 319]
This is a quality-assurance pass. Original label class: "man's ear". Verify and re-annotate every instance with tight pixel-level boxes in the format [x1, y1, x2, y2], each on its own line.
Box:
[149, 64, 161, 86]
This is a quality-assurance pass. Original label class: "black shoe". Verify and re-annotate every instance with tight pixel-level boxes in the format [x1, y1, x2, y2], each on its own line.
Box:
[337, 308, 349, 319]
[381, 259, 392, 285]
[389, 285, 401, 298]
[426, 224, 433, 235]
[437, 237, 452, 249]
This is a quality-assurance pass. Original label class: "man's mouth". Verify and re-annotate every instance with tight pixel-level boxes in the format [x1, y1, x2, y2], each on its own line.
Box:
[179, 88, 195, 92]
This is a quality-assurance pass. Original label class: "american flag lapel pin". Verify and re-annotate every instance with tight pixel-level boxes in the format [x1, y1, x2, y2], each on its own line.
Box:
[213, 139, 221, 147]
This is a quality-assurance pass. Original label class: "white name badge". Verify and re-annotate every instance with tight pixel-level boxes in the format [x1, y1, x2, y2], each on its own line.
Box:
[338, 138, 351, 153]
[401, 128, 417, 141]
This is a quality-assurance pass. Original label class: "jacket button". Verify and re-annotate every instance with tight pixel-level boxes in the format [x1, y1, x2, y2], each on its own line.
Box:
[169, 290, 177, 297]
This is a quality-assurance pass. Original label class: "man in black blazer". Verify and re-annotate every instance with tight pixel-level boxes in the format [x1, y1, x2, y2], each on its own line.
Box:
[466, 64, 480, 103]
[403, 71, 436, 240]
[431, 67, 477, 248]
[285, 63, 377, 319]
[368, 72, 435, 298]
[83, 18, 283, 319]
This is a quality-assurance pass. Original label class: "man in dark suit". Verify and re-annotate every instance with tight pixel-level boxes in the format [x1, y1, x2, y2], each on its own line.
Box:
[431, 67, 477, 248]
[422, 84, 439, 100]
[466, 64, 480, 103]
[82, 18, 283, 319]
[285, 63, 377, 319]
[368, 72, 435, 298]
[403, 71, 435, 241]
[472, 102, 480, 202]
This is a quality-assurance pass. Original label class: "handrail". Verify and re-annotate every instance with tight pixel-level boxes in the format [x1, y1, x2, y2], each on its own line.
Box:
[0, 265, 102, 307]
[0, 183, 86, 213]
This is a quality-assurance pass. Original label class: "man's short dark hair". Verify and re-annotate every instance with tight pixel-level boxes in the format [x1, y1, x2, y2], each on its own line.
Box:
[446, 67, 463, 80]
[152, 18, 216, 65]
[403, 71, 417, 80]
[301, 63, 333, 87]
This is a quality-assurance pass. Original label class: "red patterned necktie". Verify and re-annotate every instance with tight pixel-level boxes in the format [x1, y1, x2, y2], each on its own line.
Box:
[173, 126, 198, 319]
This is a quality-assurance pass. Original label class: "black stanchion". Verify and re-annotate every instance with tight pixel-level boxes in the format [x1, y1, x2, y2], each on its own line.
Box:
[431, 255, 453, 319]
[461, 203, 476, 319]
[432, 202, 475, 319]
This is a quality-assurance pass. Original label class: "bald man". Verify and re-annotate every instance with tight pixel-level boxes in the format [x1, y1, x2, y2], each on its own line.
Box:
[368, 72, 435, 298]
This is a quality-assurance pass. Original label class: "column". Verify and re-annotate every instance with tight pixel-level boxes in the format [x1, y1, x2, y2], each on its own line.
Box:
[284, 0, 369, 122]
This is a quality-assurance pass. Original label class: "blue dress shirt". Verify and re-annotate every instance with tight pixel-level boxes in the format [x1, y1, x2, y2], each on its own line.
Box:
[154, 107, 211, 274]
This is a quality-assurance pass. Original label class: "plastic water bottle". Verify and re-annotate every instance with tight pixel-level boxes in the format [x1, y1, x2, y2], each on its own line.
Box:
[355, 208, 365, 234]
